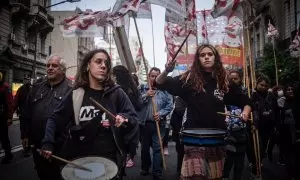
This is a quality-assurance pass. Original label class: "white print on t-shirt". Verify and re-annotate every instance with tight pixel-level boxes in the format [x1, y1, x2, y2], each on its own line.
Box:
[214, 89, 224, 101]
[79, 105, 102, 122]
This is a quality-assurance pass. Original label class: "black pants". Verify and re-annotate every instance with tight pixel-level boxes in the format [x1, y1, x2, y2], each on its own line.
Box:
[279, 124, 296, 179]
[163, 128, 170, 148]
[0, 119, 11, 154]
[258, 120, 273, 160]
[32, 148, 61, 180]
[223, 151, 245, 180]
[175, 142, 184, 173]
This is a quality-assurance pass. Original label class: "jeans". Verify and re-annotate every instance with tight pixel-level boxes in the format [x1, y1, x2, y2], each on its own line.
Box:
[141, 122, 166, 177]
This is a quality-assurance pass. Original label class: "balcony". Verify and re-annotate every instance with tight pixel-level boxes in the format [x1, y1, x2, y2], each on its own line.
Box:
[10, 0, 30, 22]
[27, 4, 54, 34]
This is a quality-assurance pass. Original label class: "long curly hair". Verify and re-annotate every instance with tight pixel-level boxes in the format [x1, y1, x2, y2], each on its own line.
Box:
[74, 49, 114, 89]
[112, 65, 140, 110]
[180, 44, 228, 93]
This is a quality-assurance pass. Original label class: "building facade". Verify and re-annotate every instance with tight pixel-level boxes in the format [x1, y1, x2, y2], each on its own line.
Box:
[50, 11, 95, 79]
[247, 0, 300, 62]
[0, 0, 53, 84]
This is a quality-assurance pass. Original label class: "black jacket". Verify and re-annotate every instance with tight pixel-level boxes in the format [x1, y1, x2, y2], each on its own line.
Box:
[156, 73, 251, 130]
[22, 78, 72, 143]
[41, 84, 138, 159]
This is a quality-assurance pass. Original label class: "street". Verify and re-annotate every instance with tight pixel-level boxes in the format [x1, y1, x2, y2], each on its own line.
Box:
[0, 121, 289, 180]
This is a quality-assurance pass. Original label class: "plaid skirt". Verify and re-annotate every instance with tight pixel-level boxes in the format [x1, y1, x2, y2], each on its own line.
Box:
[181, 146, 226, 180]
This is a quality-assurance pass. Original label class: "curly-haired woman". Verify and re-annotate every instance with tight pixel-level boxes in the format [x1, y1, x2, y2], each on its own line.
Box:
[155, 44, 252, 180]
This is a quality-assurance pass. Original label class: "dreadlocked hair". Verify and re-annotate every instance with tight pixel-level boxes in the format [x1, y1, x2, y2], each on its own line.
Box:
[180, 44, 229, 93]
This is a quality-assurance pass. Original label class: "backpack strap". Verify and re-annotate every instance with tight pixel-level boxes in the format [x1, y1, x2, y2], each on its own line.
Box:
[72, 87, 85, 125]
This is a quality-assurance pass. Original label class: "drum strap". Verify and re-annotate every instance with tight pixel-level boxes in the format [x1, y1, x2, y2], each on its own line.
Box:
[72, 87, 85, 125]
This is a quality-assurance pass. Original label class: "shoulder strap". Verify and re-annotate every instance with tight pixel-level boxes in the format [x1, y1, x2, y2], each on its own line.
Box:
[72, 87, 85, 125]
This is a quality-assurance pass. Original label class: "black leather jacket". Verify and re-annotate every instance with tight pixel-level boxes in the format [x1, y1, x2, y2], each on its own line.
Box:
[22, 78, 72, 145]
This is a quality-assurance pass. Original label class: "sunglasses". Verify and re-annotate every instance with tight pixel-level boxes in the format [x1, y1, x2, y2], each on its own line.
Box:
[200, 52, 214, 57]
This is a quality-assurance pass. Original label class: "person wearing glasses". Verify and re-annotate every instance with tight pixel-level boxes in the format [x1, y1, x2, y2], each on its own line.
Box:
[155, 44, 252, 180]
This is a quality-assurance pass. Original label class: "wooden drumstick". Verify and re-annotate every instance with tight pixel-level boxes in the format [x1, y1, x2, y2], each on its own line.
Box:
[36, 149, 92, 172]
[217, 112, 253, 121]
[89, 97, 127, 128]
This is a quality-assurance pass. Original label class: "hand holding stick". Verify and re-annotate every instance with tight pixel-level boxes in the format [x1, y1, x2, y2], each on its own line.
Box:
[36, 148, 92, 172]
[89, 97, 128, 128]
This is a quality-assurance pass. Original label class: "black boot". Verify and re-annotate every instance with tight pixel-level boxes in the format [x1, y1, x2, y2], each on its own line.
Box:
[1, 151, 13, 164]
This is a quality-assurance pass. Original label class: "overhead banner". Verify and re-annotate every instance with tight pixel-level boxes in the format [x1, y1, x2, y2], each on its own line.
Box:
[147, 0, 187, 17]
[197, 6, 244, 69]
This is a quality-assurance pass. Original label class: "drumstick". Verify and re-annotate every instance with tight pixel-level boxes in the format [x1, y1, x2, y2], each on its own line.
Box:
[217, 112, 253, 121]
[89, 97, 127, 128]
[36, 149, 92, 172]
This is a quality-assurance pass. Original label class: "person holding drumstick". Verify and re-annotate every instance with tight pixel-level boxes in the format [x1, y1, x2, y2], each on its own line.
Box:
[155, 44, 252, 180]
[40, 49, 138, 180]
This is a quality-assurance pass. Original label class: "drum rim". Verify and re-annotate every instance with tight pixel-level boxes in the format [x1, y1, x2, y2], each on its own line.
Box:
[61, 156, 119, 180]
[180, 128, 227, 136]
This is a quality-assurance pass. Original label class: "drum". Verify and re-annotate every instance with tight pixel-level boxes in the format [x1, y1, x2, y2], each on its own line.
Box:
[61, 156, 118, 180]
[180, 129, 227, 147]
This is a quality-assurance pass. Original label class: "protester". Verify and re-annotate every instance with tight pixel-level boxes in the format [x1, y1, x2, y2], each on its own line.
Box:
[155, 44, 251, 180]
[251, 76, 277, 162]
[222, 75, 250, 180]
[0, 72, 13, 164]
[278, 84, 297, 179]
[112, 65, 142, 168]
[139, 67, 173, 180]
[41, 49, 138, 180]
[13, 76, 32, 157]
[170, 96, 186, 174]
[22, 54, 72, 179]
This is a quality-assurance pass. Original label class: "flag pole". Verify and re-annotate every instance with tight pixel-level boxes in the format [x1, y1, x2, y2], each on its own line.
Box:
[244, 3, 261, 178]
[132, 12, 167, 170]
[272, 38, 279, 85]
[150, 8, 156, 67]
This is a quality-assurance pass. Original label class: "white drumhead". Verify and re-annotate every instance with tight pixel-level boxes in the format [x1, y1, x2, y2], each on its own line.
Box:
[61, 156, 118, 180]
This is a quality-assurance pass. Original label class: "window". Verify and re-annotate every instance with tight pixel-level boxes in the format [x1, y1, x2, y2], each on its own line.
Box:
[40, 35, 46, 54]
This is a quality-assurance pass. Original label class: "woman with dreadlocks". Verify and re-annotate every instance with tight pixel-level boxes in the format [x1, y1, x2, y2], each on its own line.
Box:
[112, 65, 142, 168]
[155, 44, 252, 180]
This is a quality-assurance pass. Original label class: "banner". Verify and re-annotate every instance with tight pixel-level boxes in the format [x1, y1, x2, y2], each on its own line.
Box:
[164, 0, 196, 71]
[197, 5, 244, 69]
[135, 2, 152, 19]
[147, 0, 187, 17]
[60, 0, 142, 37]
[59, 10, 109, 37]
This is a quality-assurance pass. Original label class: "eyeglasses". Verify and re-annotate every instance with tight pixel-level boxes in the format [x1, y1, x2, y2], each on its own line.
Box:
[200, 52, 214, 58]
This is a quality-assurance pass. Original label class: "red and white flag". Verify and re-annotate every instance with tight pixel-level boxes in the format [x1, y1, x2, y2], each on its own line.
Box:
[289, 29, 300, 58]
[59, 9, 110, 37]
[267, 20, 279, 38]
[211, 0, 243, 18]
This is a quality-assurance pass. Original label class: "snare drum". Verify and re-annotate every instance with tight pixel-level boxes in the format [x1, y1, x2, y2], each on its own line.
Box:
[180, 129, 227, 147]
[61, 156, 118, 180]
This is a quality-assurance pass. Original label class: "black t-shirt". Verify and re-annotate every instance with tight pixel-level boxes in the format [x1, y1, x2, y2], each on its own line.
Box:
[77, 87, 117, 158]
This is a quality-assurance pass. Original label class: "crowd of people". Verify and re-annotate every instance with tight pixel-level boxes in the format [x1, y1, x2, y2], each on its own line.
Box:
[0, 44, 299, 180]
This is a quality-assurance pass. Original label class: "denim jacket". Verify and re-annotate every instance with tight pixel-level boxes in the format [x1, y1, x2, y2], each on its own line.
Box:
[139, 84, 173, 125]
